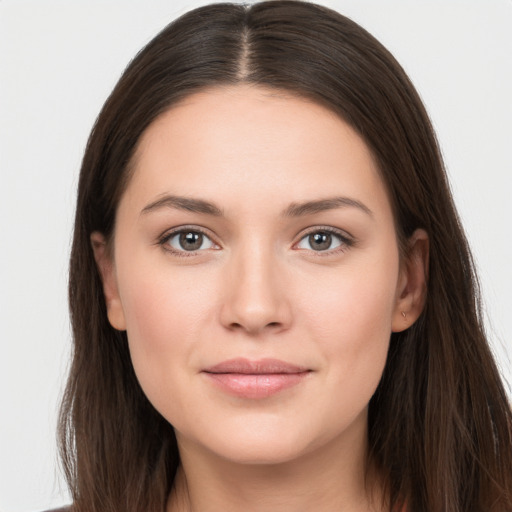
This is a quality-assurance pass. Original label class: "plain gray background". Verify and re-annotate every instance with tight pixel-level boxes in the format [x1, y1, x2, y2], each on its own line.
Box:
[1, 1, 511, 510]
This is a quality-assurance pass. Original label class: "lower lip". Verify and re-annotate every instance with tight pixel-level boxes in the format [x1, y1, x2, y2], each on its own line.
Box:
[203, 372, 310, 399]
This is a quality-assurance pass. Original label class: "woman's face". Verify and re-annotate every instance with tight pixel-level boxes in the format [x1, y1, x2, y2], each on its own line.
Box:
[95, 84, 423, 465]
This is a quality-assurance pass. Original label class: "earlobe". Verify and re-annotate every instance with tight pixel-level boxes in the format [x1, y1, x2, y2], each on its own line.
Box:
[392, 229, 429, 332]
[90, 232, 127, 331]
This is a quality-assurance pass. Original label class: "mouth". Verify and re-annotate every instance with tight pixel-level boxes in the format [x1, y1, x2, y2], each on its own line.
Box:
[202, 358, 312, 399]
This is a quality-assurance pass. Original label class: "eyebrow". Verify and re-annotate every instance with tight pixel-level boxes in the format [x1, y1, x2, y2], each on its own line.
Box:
[283, 197, 373, 218]
[140, 194, 373, 218]
[141, 195, 224, 216]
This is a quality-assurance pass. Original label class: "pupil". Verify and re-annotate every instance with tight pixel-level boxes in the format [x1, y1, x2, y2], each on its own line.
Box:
[180, 232, 202, 251]
[310, 232, 331, 251]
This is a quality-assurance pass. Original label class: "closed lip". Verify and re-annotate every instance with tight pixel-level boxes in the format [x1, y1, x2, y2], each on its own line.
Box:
[202, 357, 311, 375]
[202, 357, 312, 399]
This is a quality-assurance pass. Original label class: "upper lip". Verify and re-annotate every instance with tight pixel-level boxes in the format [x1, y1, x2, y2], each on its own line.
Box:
[203, 358, 310, 374]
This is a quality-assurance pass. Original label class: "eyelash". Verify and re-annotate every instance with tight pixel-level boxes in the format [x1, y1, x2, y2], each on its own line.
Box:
[295, 226, 355, 257]
[158, 226, 218, 258]
[157, 225, 355, 258]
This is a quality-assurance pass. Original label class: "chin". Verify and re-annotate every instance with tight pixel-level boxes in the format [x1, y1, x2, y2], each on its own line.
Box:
[211, 435, 312, 466]
[183, 410, 352, 467]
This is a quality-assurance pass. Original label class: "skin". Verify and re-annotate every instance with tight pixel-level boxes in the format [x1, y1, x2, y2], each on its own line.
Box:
[92, 84, 428, 512]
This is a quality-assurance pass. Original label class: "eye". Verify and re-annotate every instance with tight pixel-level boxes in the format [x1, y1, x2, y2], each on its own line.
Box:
[161, 228, 217, 254]
[295, 229, 350, 252]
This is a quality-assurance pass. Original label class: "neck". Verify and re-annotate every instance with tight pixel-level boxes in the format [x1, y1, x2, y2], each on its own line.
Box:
[167, 413, 385, 512]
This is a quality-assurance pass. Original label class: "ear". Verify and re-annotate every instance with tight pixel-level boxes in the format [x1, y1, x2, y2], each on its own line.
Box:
[90, 232, 126, 331]
[392, 228, 429, 332]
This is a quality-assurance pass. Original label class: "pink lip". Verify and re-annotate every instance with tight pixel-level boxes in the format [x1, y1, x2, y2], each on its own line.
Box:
[202, 358, 311, 399]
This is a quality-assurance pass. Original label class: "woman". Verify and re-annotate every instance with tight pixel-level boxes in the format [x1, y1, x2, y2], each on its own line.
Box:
[55, 1, 512, 511]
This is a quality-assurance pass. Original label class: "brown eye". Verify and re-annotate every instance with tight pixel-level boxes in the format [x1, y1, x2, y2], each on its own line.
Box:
[179, 231, 203, 251]
[296, 230, 346, 252]
[165, 230, 216, 252]
[309, 232, 332, 251]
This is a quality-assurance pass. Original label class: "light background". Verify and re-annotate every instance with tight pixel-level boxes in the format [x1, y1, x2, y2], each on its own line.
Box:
[1, 1, 511, 510]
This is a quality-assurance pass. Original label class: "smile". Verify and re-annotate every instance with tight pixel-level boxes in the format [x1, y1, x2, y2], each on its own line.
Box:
[202, 358, 312, 399]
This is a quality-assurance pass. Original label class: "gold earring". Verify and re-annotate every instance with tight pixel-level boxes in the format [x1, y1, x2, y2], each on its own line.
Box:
[401, 311, 407, 319]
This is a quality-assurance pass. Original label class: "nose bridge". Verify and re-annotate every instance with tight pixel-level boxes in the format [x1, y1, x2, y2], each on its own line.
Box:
[220, 233, 291, 334]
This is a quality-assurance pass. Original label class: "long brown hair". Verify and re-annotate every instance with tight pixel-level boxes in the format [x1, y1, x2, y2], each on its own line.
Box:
[60, 2, 512, 511]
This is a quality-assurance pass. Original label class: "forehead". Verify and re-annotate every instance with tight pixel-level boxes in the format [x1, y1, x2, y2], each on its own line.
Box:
[124, 84, 389, 218]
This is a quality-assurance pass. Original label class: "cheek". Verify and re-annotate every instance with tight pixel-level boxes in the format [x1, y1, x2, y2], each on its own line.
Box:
[300, 251, 399, 394]
[116, 263, 215, 401]
[304, 256, 398, 339]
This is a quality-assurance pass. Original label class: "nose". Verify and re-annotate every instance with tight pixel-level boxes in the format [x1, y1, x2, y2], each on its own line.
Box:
[219, 241, 292, 336]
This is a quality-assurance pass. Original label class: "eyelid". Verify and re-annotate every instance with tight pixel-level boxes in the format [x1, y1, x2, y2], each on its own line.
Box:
[293, 226, 355, 255]
[156, 224, 355, 258]
[157, 225, 220, 257]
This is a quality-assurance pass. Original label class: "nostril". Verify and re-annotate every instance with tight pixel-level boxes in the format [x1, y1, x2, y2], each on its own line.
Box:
[228, 320, 282, 333]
